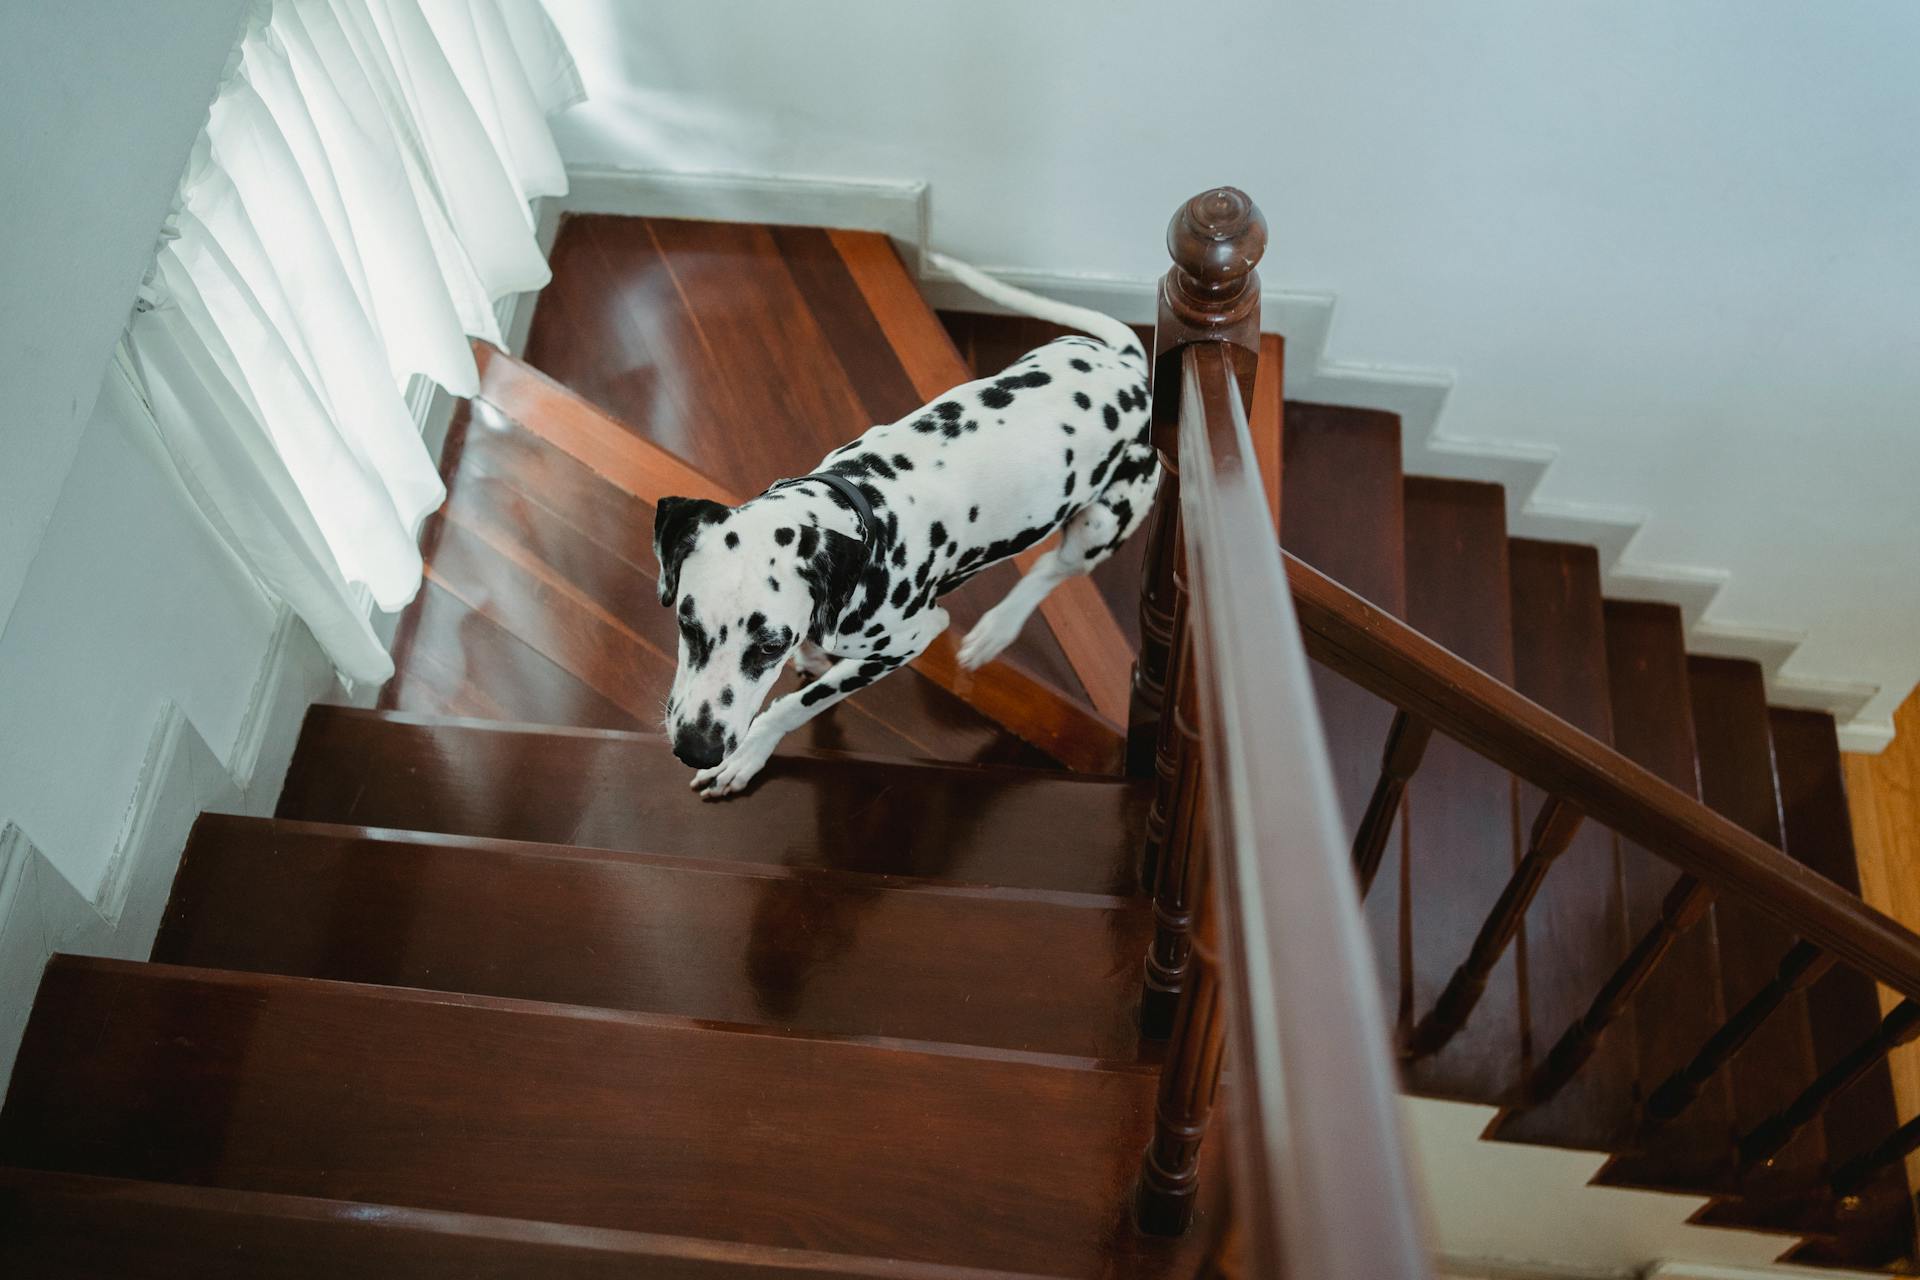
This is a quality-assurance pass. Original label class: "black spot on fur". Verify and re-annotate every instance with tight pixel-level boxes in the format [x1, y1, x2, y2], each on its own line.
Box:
[936, 400, 964, 420]
[767, 577, 781, 592]
[1073, 391, 1091, 409]
[719, 687, 734, 707]
[929, 522, 947, 548]
[724, 531, 739, 549]
[796, 526, 820, 559]
[968, 505, 980, 522]
[1103, 404, 1120, 431]
[1071, 358, 1092, 373]
[774, 527, 795, 546]
[891, 454, 913, 471]
[891, 579, 911, 607]
[980, 385, 1014, 409]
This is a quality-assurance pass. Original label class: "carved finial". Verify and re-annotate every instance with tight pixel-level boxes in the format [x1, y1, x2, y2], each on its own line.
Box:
[1166, 188, 1267, 305]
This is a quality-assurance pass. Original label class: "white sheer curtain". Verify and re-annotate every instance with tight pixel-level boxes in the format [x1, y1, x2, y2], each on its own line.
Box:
[122, 0, 582, 683]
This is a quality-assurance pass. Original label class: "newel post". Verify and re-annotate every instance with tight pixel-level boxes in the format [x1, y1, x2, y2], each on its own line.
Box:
[1127, 188, 1267, 778]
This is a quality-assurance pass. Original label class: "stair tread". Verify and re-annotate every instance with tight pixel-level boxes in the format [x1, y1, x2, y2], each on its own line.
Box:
[278, 707, 1147, 895]
[1769, 708, 1905, 1176]
[523, 214, 1100, 716]
[157, 815, 1154, 1062]
[1279, 401, 1409, 1020]
[1685, 658, 1828, 1184]
[403, 404, 1059, 771]
[1492, 539, 1638, 1151]
[0, 958, 1211, 1277]
[1398, 477, 1522, 1100]
[0, 1168, 1075, 1280]
[391, 397, 1062, 770]
[1582, 601, 1736, 1189]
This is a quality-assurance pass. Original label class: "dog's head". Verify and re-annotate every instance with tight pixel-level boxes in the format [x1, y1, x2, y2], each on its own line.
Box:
[653, 494, 864, 768]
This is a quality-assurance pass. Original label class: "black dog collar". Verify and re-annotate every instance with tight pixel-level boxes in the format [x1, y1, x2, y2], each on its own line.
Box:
[770, 473, 882, 546]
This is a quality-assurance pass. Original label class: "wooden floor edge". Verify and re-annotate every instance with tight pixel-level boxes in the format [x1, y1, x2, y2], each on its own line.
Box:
[0, 1168, 1070, 1278]
[470, 342, 1127, 772]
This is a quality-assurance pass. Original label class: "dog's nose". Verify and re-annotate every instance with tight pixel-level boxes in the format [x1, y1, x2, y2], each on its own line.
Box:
[672, 725, 726, 769]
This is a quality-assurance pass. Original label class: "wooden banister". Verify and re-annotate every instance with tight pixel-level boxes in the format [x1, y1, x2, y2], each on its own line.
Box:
[1286, 553, 1920, 1003]
[1129, 189, 1430, 1277]
[1143, 330, 1433, 1273]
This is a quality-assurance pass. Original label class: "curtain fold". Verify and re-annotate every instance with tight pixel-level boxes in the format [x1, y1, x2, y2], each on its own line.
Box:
[122, 0, 581, 681]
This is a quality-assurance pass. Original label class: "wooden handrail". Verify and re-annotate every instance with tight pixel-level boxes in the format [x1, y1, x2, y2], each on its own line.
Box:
[1287, 553, 1920, 1002]
[1178, 343, 1432, 1277]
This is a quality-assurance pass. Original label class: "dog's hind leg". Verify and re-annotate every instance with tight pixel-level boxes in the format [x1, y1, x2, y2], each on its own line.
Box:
[957, 443, 1161, 671]
[694, 608, 951, 799]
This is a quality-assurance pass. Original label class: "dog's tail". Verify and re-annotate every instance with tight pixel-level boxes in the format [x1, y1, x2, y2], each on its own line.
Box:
[927, 251, 1144, 361]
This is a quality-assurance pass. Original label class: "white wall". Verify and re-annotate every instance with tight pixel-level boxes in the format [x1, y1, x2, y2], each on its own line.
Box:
[542, 0, 1920, 739]
[0, 367, 278, 895]
[0, 0, 250, 640]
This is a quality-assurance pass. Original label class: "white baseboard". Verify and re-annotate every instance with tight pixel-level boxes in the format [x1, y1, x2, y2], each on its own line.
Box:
[910, 255, 1891, 750]
[0, 706, 243, 1088]
[559, 165, 928, 252]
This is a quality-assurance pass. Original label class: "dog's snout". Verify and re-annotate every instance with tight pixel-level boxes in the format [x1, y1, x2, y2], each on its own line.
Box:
[672, 724, 726, 769]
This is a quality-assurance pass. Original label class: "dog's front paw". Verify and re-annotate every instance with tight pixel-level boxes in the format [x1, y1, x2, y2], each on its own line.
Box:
[691, 746, 771, 800]
[957, 608, 1021, 671]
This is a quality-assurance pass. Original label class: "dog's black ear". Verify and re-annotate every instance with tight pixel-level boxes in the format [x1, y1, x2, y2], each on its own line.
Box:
[653, 496, 729, 606]
[802, 528, 869, 637]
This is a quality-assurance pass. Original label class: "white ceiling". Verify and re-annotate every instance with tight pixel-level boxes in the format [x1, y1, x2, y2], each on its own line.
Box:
[542, 0, 1920, 743]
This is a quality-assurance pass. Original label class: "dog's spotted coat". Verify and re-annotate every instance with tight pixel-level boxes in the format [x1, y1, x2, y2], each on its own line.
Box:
[654, 267, 1158, 797]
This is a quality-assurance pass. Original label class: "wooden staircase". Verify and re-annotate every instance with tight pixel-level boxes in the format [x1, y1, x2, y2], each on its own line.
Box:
[2, 201, 1915, 1274]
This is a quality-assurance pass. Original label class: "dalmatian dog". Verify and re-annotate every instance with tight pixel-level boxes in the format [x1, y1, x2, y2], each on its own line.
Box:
[654, 253, 1157, 798]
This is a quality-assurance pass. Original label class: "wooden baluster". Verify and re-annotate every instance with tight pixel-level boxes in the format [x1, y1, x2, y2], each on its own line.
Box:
[1136, 823, 1224, 1236]
[1138, 533, 1190, 893]
[1833, 1112, 1920, 1198]
[1643, 939, 1835, 1124]
[1127, 188, 1267, 775]
[1141, 636, 1204, 1038]
[1352, 711, 1432, 897]
[1734, 996, 1920, 1172]
[1522, 874, 1715, 1105]
[1404, 796, 1585, 1059]
[1131, 485, 1184, 778]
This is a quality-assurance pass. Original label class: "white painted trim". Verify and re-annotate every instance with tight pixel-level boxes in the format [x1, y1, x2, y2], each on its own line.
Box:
[560, 165, 929, 250]
[909, 255, 1894, 749]
[0, 705, 246, 1091]
[1646, 1262, 1884, 1280]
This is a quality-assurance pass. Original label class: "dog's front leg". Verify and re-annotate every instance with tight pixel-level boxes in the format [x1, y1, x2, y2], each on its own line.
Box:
[693, 608, 951, 800]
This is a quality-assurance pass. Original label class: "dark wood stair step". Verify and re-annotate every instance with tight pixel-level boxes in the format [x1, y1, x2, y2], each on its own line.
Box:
[395, 399, 1056, 769]
[0, 958, 1212, 1278]
[1583, 601, 1735, 1191]
[1279, 401, 1408, 1015]
[156, 815, 1154, 1062]
[1396, 476, 1522, 1101]
[1681, 657, 1827, 1188]
[0, 1168, 1065, 1279]
[1490, 539, 1638, 1151]
[1690, 709, 1913, 1255]
[278, 706, 1148, 895]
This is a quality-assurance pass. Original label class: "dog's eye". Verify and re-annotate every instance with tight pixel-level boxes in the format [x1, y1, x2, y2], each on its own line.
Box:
[753, 640, 786, 658]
